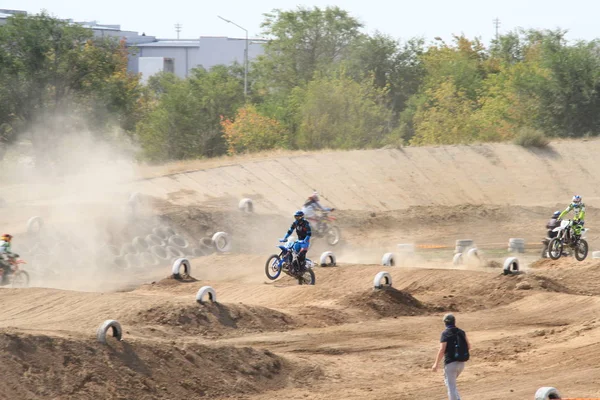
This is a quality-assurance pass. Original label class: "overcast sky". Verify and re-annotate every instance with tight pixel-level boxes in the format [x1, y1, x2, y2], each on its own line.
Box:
[8, 0, 595, 45]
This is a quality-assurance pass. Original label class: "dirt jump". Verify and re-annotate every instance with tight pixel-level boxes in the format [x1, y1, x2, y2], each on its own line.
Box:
[1, 139, 600, 399]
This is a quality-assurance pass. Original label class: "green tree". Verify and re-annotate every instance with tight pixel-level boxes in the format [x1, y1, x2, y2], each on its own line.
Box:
[0, 12, 142, 157]
[289, 71, 395, 149]
[255, 6, 363, 92]
[136, 66, 244, 162]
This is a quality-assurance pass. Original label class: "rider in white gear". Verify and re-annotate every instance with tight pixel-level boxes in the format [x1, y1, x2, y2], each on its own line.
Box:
[301, 192, 333, 221]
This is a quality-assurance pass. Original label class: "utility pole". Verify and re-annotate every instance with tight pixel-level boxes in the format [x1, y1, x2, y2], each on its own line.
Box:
[175, 23, 182, 39]
[218, 16, 248, 99]
[493, 17, 501, 41]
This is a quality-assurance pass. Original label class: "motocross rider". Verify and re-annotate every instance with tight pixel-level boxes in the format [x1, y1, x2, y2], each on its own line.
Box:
[558, 195, 586, 237]
[301, 192, 334, 223]
[280, 211, 312, 270]
[0, 234, 18, 284]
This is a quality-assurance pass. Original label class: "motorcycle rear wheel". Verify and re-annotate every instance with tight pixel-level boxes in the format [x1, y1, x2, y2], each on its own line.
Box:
[548, 238, 563, 260]
[326, 226, 341, 246]
[297, 267, 315, 285]
[11, 270, 29, 288]
[574, 239, 589, 261]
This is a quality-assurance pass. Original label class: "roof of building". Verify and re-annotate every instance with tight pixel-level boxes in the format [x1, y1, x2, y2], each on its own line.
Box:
[136, 40, 200, 48]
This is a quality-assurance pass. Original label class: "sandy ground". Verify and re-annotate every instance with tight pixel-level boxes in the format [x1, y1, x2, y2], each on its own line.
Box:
[0, 142, 599, 399]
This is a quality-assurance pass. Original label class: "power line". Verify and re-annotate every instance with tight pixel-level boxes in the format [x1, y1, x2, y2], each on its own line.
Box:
[174, 23, 182, 39]
[493, 17, 501, 41]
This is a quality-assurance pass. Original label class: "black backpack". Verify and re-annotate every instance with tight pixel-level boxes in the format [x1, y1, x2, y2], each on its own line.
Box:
[451, 328, 470, 362]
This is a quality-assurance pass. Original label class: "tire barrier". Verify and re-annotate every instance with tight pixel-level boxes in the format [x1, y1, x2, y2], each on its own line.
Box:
[320, 251, 336, 267]
[212, 232, 232, 253]
[191, 247, 206, 257]
[27, 216, 44, 235]
[373, 271, 392, 289]
[120, 243, 138, 256]
[239, 198, 254, 213]
[132, 236, 149, 252]
[503, 257, 520, 275]
[381, 252, 395, 266]
[152, 226, 174, 240]
[139, 251, 160, 266]
[124, 253, 141, 269]
[453, 253, 463, 266]
[145, 234, 165, 247]
[168, 234, 189, 249]
[455, 239, 474, 254]
[166, 246, 185, 259]
[96, 319, 123, 344]
[150, 245, 169, 260]
[196, 286, 217, 303]
[508, 238, 525, 253]
[534, 387, 561, 400]
[172, 258, 191, 278]
[592, 251, 600, 259]
[113, 256, 128, 270]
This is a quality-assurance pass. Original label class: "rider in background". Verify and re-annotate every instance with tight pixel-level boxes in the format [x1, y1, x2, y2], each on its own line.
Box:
[280, 210, 312, 269]
[0, 234, 18, 284]
[558, 195, 586, 237]
[302, 192, 334, 223]
[546, 211, 561, 239]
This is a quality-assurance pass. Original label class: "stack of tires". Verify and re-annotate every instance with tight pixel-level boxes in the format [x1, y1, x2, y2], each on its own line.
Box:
[18, 216, 233, 280]
[508, 238, 525, 253]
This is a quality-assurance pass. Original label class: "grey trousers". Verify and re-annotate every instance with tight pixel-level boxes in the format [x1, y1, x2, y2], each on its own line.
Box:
[444, 361, 465, 400]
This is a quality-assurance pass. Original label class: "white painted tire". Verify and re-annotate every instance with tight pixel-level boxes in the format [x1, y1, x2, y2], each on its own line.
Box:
[196, 286, 217, 303]
[96, 319, 123, 344]
[145, 234, 165, 247]
[381, 252, 395, 266]
[166, 246, 185, 259]
[168, 234, 189, 249]
[132, 236, 149, 252]
[27, 216, 44, 234]
[534, 386, 561, 400]
[150, 245, 169, 260]
[453, 253, 463, 266]
[139, 251, 159, 266]
[171, 258, 191, 278]
[238, 198, 254, 212]
[466, 248, 480, 264]
[320, 251, 336, 267]
[503, 257, 520, 275]
[592, 251, 600, 259]
[124, 253, 141, 269]
[120, 242, 138, 256]
[212, 232, 232, 253]
[373, 271, 392, 289]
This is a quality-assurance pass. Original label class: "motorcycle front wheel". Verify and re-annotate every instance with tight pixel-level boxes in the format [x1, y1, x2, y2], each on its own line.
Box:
[298, 268, 315, 285]
[265, 255, 282, 280]
[574, 239, 589, 261]
[548, 238, 563, 260]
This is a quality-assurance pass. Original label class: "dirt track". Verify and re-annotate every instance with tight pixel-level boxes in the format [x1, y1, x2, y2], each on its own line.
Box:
[1, 141, 600, 399]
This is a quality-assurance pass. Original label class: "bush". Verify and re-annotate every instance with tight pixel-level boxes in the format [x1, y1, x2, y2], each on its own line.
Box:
[513, 127, 550, 148]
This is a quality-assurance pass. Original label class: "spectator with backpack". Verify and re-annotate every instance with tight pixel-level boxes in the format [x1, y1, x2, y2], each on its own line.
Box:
[432, 313, 471, 400]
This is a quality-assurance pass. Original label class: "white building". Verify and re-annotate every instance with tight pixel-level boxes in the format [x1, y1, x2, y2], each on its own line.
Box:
[0, 10, 266, 83]
[132, 37, 266, 82]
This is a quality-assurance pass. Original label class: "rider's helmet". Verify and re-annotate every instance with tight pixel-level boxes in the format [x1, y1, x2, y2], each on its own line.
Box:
[1, 234, 12, 242]
[573, 195, 582, 205]
[309, 191, 319, 202]
[294, 210, 304, 220]
[552, 211, 561, 219]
